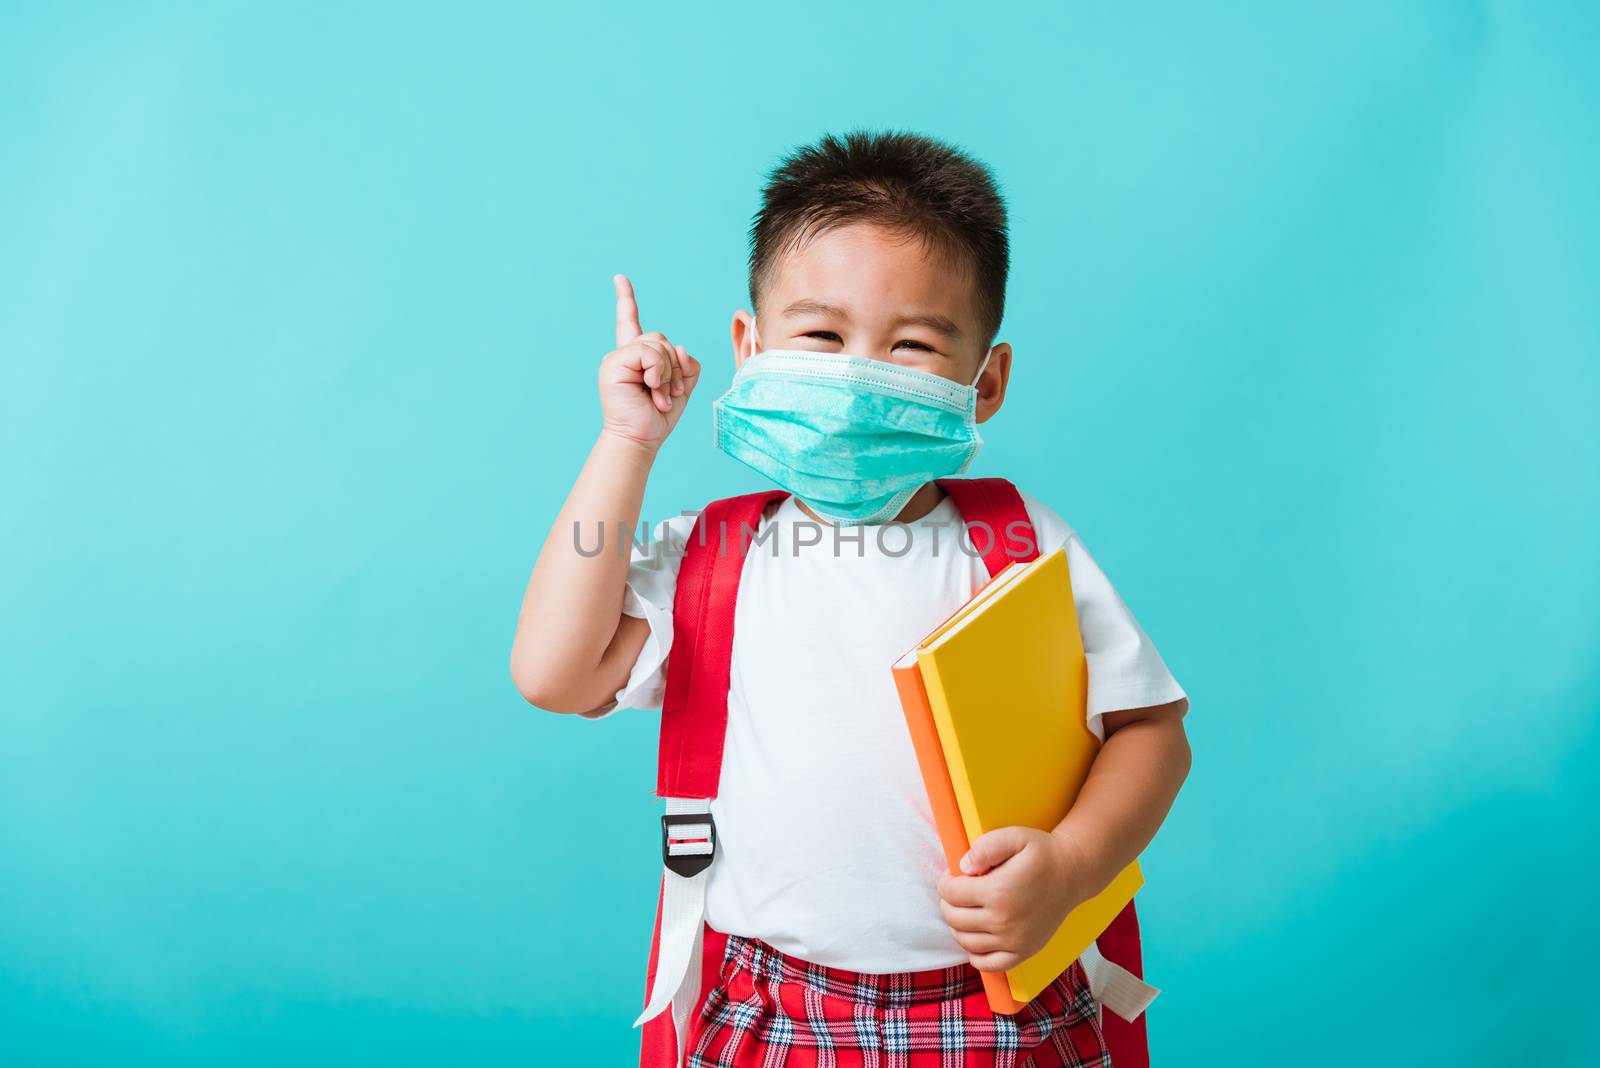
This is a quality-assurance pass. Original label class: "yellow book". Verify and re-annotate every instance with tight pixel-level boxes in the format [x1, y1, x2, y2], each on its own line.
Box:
[909, 546, 1144, 1006]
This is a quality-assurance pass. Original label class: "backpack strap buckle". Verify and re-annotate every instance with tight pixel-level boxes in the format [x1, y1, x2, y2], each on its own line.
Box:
[636, 801, 717, 1035]
[661, 811, 716, 878]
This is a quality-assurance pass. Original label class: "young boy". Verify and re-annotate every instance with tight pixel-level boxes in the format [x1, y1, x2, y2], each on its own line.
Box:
[510, 129, 1191, 1067]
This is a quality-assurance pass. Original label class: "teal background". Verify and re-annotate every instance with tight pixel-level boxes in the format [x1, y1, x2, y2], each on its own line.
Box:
[3, 2, 1596, 1065]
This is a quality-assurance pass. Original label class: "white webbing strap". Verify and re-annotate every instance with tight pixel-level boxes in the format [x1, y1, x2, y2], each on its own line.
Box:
[665, 915, 705, 1068]
[1079, 939, 1161, 1023]
[632, 797, 713, 1068]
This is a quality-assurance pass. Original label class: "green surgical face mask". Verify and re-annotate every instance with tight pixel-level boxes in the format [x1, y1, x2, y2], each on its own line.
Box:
[711, 326, 992, 526]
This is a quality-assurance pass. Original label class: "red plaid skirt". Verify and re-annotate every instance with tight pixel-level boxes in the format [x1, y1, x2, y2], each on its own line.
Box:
[685, 934, 1110, 1068]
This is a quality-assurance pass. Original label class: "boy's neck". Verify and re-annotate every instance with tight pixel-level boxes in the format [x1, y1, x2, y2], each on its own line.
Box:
[791, 482, 946, 526]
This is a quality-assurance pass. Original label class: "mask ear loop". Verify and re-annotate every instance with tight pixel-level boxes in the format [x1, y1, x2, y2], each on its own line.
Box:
[748, 317, 761, 359]
[969, 347, 994, 389]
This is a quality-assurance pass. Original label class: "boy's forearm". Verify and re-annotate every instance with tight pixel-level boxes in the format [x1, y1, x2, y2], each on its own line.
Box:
[509, 430, 658, 708]
[1050, 700, 1192, 899]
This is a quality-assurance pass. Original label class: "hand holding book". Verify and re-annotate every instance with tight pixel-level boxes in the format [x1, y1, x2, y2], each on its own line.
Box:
[935, 823, 1098, 975]
[891, 546, 1145, 1014]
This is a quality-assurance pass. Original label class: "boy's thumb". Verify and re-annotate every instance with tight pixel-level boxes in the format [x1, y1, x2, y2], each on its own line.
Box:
[959, 827, 1029, 875]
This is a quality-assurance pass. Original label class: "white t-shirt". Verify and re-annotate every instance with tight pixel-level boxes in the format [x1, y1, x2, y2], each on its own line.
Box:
[582, 488, 1187, 973]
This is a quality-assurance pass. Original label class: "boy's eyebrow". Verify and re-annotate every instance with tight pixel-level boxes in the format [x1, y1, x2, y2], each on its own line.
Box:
[781, 299, 964, 341]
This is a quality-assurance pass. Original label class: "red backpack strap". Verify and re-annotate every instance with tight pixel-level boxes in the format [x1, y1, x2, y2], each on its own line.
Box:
[939, 476, 1151, 1068]
[936, 476, 1038, 574]
[1095, 906, 1150, 1068]
[657, 488, 789, 799]
[640, 489, 787, 1068]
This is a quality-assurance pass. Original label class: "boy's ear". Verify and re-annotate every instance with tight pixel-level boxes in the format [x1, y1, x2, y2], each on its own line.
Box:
[975, 342, 1012, 424]
[730, 311, 759, 370]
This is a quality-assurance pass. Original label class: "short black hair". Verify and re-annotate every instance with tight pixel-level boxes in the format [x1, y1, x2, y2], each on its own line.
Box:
[748, 128, 1010, 352]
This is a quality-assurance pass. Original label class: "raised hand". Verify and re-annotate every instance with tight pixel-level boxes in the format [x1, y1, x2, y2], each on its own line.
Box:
[599, 273, 702, 451]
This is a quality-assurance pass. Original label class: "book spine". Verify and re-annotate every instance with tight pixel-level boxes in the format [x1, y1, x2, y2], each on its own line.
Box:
[891, 662, 1023, 1016]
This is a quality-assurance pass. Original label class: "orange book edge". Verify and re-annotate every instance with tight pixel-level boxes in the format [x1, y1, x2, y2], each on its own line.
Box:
[891, 560, 1032, 1015]
[891, 654, 1024, 1016]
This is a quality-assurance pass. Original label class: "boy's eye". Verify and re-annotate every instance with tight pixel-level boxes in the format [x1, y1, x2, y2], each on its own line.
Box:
[803, 331, 931, 352]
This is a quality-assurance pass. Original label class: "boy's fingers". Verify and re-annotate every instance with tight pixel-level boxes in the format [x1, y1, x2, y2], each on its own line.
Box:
[968, 950, 1022, 974]
[640, 344, 661, 389]
[664, 343, 683, 395]
[608, 300, 685, 414]
[672, 344, 689, 395]
[642, 338, 675, 412]
[660, 338, 678, 387]
[951, 930, 1006, 955]
[614, 274, 643, 348]
[661, 342, 681, 409]
[643, 337, 675, 390]
[938, 897, 993, 933]
[678, 349, 702, 387]
[637, 333, 675, 388]
[935, 872, 988, 908]
[960, 826, 1029, 875]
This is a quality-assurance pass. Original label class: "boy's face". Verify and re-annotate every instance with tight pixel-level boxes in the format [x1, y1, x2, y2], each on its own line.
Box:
[732, 222, 1011, 423]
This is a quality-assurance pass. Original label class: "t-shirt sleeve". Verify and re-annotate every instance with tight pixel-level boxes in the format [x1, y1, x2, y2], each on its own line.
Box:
[1020, 492, 1189, 743]
[575, 512, 696, 720]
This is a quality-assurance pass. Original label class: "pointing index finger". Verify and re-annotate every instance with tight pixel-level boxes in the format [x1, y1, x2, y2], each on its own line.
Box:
[614, 273, 642, 348]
